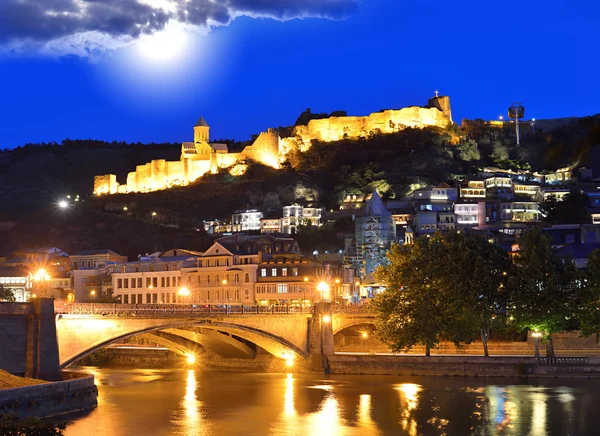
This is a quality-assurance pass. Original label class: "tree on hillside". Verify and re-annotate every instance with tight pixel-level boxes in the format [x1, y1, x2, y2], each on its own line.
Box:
[457, 140, 480, 162]
[575, 249, 600, 339]
[373, 232, 511, 356]
[508, 229, 580, 357]
[540, 189, 591, 224]
[0, 285, 15, 302]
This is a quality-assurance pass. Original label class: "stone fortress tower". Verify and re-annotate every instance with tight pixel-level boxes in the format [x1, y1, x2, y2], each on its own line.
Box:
[94, 94, 452, 195]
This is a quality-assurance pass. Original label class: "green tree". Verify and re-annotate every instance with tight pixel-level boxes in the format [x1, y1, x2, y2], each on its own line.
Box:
[508, 229, 580, 357]
[457, 140, 480, 162]
[576, 249, 600, 339]
[441, 233, 512, 356]
[373, 237, 449, 356]
[373, 232, 510, 356]
[0, 285, 15, 302]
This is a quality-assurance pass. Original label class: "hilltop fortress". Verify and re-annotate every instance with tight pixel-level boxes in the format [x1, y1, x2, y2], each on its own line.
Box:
[94, 94, 452, 195]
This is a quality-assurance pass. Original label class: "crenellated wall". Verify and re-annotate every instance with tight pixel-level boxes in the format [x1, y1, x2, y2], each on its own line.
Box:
[93, 96, 452, 195]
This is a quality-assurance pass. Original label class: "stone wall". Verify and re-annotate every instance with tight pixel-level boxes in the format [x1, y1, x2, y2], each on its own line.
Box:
[0, 372, 97, 418]
[327, 354, 600, 378]
[0, 299, 60, 380]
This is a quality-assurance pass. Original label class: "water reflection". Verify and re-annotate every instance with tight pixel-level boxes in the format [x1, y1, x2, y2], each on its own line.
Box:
[529, 391, 547, 436]
[308, 391, 345, 436]
[174, 369, 209, 436]
[284, 373, 296, 418]
[395, 383, 422, 436]
[65, 369, 600, 436]
[357, 394, 381, 434]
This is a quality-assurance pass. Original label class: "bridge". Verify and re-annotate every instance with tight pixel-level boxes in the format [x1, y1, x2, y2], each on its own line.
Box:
[0, 299, 375, 379]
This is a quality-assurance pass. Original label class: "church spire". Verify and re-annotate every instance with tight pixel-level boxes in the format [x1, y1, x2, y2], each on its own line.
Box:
[195, 116, 209, 127]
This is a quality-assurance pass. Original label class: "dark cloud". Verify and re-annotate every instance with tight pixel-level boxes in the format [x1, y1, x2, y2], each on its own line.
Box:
[0, 0, 359, 55]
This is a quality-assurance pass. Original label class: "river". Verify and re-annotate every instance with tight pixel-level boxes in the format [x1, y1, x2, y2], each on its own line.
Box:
[64, 367, 600, 436]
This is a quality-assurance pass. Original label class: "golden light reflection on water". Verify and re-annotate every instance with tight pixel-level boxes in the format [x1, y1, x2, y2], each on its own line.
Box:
[357, 394, 382, 434]
[395, 383, 422, 436]
[307, 390, 346, 436]
[284, 374, 296, 418]
[529, 391, 547, 436]
[176, 369, 209, 436]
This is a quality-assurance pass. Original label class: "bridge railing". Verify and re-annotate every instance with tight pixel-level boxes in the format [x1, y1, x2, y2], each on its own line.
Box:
[59, 303, 315, 316]
[332, 305, 373, 314]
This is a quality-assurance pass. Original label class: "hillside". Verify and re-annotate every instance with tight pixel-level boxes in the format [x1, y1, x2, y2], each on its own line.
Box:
[0, 114, 599, 257]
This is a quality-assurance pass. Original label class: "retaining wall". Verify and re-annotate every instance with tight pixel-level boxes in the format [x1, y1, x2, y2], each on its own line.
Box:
[328, 355, 600, 378]
[0, 372, 97, 418]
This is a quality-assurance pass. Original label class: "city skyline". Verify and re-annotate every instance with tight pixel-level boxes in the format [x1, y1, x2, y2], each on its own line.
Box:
[0, 0, 596, 148]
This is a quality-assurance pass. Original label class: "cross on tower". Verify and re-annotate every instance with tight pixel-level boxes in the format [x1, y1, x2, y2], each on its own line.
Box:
[434, 90, 439, 97]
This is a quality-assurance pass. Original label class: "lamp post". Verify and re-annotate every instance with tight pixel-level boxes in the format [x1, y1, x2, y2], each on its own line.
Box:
[303, 277, 309, 309]
[532, 331, 543, 360]
[178, 286, 190, 304]
[316, 281, 330, 302]
[32, 268, 51, 299]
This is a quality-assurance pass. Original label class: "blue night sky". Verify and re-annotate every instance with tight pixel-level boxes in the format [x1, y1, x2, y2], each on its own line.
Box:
[0, 0, 596, 148]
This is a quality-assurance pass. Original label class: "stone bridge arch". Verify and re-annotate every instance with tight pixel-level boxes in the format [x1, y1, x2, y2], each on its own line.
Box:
[57, 315, 311, 368]
[332, 313, 376, 335]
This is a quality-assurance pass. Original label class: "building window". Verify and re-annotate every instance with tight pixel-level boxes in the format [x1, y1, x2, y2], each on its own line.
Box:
[124, 279, 129, 289]
[137, 278, 142, 288]
[123, 295, 128, 304]
[261, 269, 267, 277]
[146, 294, 151, 304]
[282, 268, 288, 277]
[245, 273, 250, 283]
[161, 277, 165, 287]
[131, 279, 136, 289]
[292, 268, 298, 276]
[244, 289, 249, 299]
[117, 279, 122, 289]
[146, 278, 151, 288]
[166, 277, 170, 287]
[152, 277, 158, 288]
[272, 268, 277, 276]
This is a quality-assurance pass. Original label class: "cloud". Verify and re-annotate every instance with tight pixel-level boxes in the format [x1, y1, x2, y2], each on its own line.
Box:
[0, 0, 359, 57]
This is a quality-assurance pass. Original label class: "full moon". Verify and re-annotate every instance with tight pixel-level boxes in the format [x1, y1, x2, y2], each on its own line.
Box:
[136, 25, 187, 62]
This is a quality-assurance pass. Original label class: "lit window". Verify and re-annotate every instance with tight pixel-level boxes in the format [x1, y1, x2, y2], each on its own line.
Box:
[282, 268, 288, 276]
[272, 268, 277, 276]
[261, 269, 267, 277]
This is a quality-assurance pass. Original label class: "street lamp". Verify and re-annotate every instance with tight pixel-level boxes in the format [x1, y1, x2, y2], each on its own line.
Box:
[32, 268, 51, 298]
[532, 331, 543, 359]
[90, 290, 96, 300]
[178, 286, 190, 304]
[316, 281, 330, 302]
[303, 277, 309, 308]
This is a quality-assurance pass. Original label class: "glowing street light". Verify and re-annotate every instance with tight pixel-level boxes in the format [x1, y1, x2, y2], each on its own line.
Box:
[316, 281, 330, 302]
[90, 290, 96, 298]
[322, 315, 331, 323]
[186, 353, 196, 365]
[57, 200, 69, 209]
[361, 331, 368, 339]
[178, 286, 190, 304]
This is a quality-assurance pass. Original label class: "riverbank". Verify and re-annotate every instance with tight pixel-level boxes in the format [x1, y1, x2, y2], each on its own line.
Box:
[0, 371, 97, 418]
[328, 354, 600, 378]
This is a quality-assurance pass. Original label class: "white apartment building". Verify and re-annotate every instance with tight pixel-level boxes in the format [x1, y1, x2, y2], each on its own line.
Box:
[281, 205, 323, 234]
[112, 255, 193, 304]
[232, 210, 263, 232]
[454, 203, 483, 227]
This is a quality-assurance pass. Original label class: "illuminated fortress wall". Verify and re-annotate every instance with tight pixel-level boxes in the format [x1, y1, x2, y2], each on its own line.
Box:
[93, 95, 452, 195]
